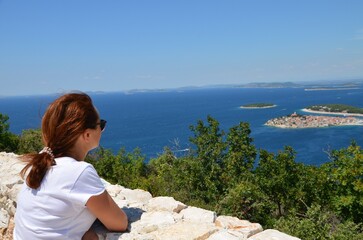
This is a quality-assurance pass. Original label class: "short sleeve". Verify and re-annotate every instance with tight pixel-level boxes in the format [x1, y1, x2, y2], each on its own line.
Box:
[69, 165, 106, 206]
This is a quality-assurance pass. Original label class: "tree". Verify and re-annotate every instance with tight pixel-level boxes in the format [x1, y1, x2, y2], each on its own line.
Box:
[323, 143, 363, 222]
[18, 129, 42, 154]
[148, 147, 179, 197]
[189, 115, 226, 166]
[0, 113, 19, 152]
[89, 147, 148, 190]
[223, 122, 257, 187]
[216, 180, 273, 225]
[188, 115, 226, 204]
[88, 147, 120, 184]
[255, 146, 302, 217]
[114, 147, 148, 190]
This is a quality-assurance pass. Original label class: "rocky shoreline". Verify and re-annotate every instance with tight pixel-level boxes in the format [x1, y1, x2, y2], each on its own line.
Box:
[265, 112, 363, 129]
[0, 152, 299, 240]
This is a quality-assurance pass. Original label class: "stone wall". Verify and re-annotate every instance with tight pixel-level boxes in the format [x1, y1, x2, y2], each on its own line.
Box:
[0, 152, 300, 240]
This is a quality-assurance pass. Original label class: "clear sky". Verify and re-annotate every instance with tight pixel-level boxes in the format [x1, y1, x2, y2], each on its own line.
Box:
[1, 0, 363, 96]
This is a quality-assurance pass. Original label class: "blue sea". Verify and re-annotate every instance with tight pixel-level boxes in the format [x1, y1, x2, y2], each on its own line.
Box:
[1, 86, 362, 165]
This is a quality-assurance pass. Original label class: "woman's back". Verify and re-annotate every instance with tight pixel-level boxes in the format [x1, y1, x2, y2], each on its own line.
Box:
[14, 157, 105, 240]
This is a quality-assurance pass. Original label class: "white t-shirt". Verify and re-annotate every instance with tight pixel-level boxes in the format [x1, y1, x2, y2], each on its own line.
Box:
[14, 157, 105, 240]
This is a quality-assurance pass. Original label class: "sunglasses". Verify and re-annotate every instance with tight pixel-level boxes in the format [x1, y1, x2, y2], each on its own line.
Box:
[96, 119, 107, 132]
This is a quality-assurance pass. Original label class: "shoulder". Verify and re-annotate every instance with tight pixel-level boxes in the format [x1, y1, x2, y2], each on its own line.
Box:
[47, 157, 96, 188]
[54, 157, 92, 172]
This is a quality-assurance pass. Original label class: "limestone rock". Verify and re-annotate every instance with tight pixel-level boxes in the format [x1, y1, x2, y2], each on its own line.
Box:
[180, 206, 216, 223]
[0, 208, 10, 228]
[147, 196, 187, 213]
[152, 221, 219, 240]
[215, 216, 263, 238]
[131, 211, 176, 234]
[208, 229, 247, 240]
[106, 184, 125, 198]
[119, 188, 153, 208]
[0, 217, 14, 240]
[248, 229, 301, 240]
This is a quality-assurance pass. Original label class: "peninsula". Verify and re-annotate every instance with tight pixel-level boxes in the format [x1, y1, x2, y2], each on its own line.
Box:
[265, 112, 363, 128]
[302, 104, 363, 117]
[240, 103, 277, 109]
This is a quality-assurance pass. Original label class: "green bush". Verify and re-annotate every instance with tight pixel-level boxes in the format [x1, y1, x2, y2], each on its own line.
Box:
[275, 204, 363, 240]
[0, 113, 19, 152]
[17, 129, 42, 154]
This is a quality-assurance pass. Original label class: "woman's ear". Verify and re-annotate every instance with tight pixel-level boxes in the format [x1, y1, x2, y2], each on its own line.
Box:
[82, 129, 91, 143]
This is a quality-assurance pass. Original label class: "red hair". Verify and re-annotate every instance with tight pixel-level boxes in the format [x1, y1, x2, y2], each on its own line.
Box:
[20, 92, 99, 189]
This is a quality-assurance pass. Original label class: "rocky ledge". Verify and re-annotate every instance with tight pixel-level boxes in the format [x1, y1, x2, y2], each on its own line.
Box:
[0, 152, 300, 240]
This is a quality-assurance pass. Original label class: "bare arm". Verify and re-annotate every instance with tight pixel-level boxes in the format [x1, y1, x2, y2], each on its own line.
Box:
[86, 190, 128, 232]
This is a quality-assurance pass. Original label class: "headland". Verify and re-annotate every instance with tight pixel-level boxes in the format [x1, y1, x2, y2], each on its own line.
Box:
[302, 104, 363, 117]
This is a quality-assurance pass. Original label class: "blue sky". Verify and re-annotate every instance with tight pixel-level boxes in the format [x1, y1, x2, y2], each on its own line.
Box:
[0, 0, 363, 96]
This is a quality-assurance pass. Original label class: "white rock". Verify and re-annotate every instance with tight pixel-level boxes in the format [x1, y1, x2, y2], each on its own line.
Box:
[113, 198, 128, 208]
[215, 216, 263, 238]
[180, 206, 216, 223]
[0, 153, 24, 190]
[208, 229, 246, 240]
[7, 184, 23, 203]
[131, 211, 175, 234]
[0, 208, 10, 229]
[248, 229, 301, 240]
[147, 196, 186, 213]
[119, 188, 152, 204]
[116, 232, 156, 240]
[152, 221, 219, 240]
[106, 184, 124, 197]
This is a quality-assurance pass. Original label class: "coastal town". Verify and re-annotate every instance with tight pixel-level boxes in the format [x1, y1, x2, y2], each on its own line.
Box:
[265, 112, 363, 128]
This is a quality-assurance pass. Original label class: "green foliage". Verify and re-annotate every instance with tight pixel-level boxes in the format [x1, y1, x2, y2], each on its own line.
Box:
[255, 146, 303, 217]
[323, 143, 363, 222]
[223, 122, 256, 187]
[307, 104, 363, 114]
[0, 113, 19, 152]
[275, 204, 363, 240]
[216, 180, 274, 225]
[296, 164, 331, 209]
[147, 147, 178, 197]
[242, 103, 275, 108]
[88, 147, 149, 190]
[189, 115, 226, 165]
[188, 115, 226, 204]
[17, 129, 42, 154]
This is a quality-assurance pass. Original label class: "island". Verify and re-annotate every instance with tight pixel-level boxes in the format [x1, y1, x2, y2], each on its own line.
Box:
[302, 104, 363, 117]
[304, 87, 359, 91]
[265, 112, 363, 128]
[240, 103, 277, 109]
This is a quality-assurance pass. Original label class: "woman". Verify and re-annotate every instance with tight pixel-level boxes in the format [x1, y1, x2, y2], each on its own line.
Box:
[14, 92, 128, 240]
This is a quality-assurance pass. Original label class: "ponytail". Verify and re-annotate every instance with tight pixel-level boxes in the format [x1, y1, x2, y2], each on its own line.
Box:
[20, 147, 56, 189]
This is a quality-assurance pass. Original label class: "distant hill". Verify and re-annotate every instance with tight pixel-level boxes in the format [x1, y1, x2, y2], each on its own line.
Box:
[105, 79, 363, 94]
[237, 82, 301, 88]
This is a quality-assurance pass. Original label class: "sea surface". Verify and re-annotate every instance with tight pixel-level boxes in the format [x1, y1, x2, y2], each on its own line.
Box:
[1, 86, 362, 165]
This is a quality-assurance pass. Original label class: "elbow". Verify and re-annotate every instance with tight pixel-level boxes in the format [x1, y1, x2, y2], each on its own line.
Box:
[119, 213, 128, 231]
[109, 211, 128, 232]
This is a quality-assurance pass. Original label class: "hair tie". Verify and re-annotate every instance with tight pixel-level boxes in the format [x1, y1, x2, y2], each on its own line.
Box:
[39, 147, 55, 159]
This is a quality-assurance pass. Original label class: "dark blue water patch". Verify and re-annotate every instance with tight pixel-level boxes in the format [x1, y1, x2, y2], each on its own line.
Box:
[1, 87, 362, 165]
